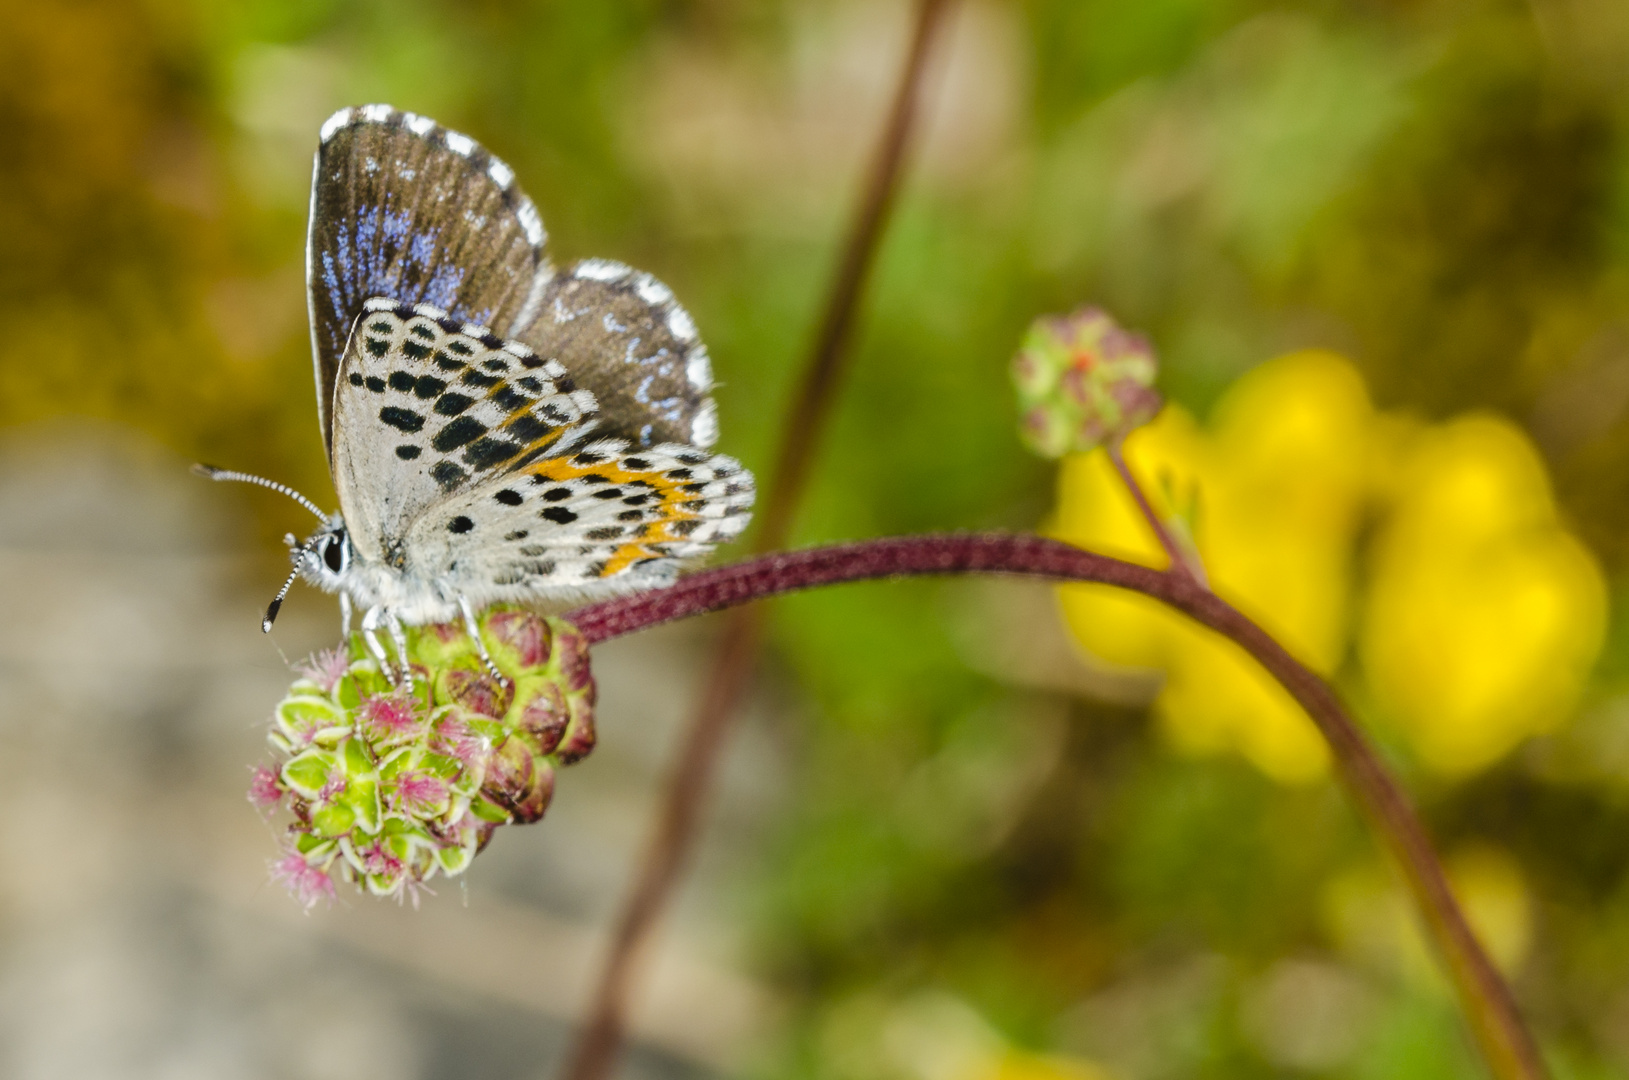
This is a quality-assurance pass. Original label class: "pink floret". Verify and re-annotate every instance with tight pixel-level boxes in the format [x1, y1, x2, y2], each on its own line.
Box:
[394, 769, 450, 816]
[430, 714, 484, 765]
[271, 851, 337, 911]
[318, 764, 348, 803]
[359, 691, 422, 742]
[294, 647, 350, 694]
[358, 840, 404, 880]
[247, 765, 284, 810]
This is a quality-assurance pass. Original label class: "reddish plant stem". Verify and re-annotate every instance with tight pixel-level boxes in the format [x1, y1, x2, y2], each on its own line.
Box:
[1107, 440, 1207, 587]
[559, 6, 954, 1080]
[570, 533, 1547, 1080]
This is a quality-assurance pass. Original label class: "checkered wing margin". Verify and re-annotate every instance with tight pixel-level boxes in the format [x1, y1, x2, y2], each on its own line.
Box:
[309, 105, 550, 453]
[514, 259, 718, 450]
[331, 300, 753, 607]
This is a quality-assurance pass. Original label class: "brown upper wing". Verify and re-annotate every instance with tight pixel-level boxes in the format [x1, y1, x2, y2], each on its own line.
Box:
[307, 105, 550, 455]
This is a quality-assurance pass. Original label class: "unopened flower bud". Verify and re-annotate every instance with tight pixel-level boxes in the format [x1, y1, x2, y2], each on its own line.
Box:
[250, 606, 597, 906]
[1012, 307, 1162, 457]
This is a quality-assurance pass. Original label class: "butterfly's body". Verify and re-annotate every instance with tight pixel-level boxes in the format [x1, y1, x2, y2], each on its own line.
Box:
[207, 105, 753, 680]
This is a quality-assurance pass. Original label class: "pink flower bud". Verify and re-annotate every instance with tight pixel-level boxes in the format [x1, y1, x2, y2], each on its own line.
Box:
[1011, 306, 1162, 458]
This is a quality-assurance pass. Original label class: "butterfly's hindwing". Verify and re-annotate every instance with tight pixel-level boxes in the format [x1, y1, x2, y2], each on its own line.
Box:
[331, 299, 597, 568]
[515, 259, 716, 449]
[309, 105, 551, 452]
[401, 437, 754, 607]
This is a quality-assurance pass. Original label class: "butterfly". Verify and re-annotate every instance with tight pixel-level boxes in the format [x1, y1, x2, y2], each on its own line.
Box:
[199, 105, 754, 681]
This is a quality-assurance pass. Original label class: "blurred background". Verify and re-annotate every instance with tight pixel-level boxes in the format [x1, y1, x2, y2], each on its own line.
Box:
[4, 0, 1629, 1077]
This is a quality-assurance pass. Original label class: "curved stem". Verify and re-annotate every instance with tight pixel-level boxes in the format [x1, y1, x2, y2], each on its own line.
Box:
[569, 533, 1548, 1080]
[1107, 441, 1207, 587]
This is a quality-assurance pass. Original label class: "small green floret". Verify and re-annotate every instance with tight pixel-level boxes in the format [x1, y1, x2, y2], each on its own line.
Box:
[252, 605, 597, 905]
[1011, 307, 1162, 458]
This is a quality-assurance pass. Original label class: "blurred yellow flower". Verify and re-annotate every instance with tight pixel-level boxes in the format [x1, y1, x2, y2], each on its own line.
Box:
[1051, 350, 1374, 783]
[1322, 843, 1532, 983]
[1047, 350, 1605, 782]
[1360, 415, 1607, 775]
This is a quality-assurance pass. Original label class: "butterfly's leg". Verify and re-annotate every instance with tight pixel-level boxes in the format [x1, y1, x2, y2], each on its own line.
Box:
[359, 604, 397, 683]
[458, 595, 507, 685]
[340, 593, 353, 638]
[385, 609, 413, 689]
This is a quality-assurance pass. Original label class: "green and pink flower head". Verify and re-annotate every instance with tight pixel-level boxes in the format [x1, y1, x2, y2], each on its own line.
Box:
[1011, 306, 1163, 458]
[249, 606, 597, 906]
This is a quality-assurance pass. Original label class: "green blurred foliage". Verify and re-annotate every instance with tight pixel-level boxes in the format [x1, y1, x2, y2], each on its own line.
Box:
[11, 0, 1629, 1076]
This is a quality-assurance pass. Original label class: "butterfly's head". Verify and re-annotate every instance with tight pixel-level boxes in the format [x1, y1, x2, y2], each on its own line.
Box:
[261, 514, 352, 633]
[293, 515, 353, 590]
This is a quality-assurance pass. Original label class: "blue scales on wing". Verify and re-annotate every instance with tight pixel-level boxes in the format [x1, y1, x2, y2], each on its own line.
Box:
[308, 105, 550, 454]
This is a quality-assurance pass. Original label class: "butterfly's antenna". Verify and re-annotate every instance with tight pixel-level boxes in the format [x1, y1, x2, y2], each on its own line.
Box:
[192, 463, 328, 523]
[262, 546, 314, 633]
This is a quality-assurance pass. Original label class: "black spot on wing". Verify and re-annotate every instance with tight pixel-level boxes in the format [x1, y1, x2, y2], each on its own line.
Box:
[395, 444, 422, 460]
[414, 375, 447, 398]
[432, 416, 486, 452]
[493, 386, 528, 412]
[541, 506, 578, 524]
[505, 413, 552, 444]
[448, 516, 474, 534]
[380, 406, 424, 433]
[348, 373, 364, 386]
[431, 460, 467, 491]
[434, 392, 476, 416]
[494, 489, 523, 506]
[462, 436, 522, 470]
[388, 371, 415, 392]
[365, 376, 386, 392]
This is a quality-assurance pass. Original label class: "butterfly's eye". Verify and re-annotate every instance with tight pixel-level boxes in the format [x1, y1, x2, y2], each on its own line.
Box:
[323, 535, 345, 573]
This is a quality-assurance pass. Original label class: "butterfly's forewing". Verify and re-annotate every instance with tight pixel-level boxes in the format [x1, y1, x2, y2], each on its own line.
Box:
[309, 105, 550, 452]
[515, 259, 717, 449]
[402, 437, 754, 609]
[330, 300, 596, 569]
